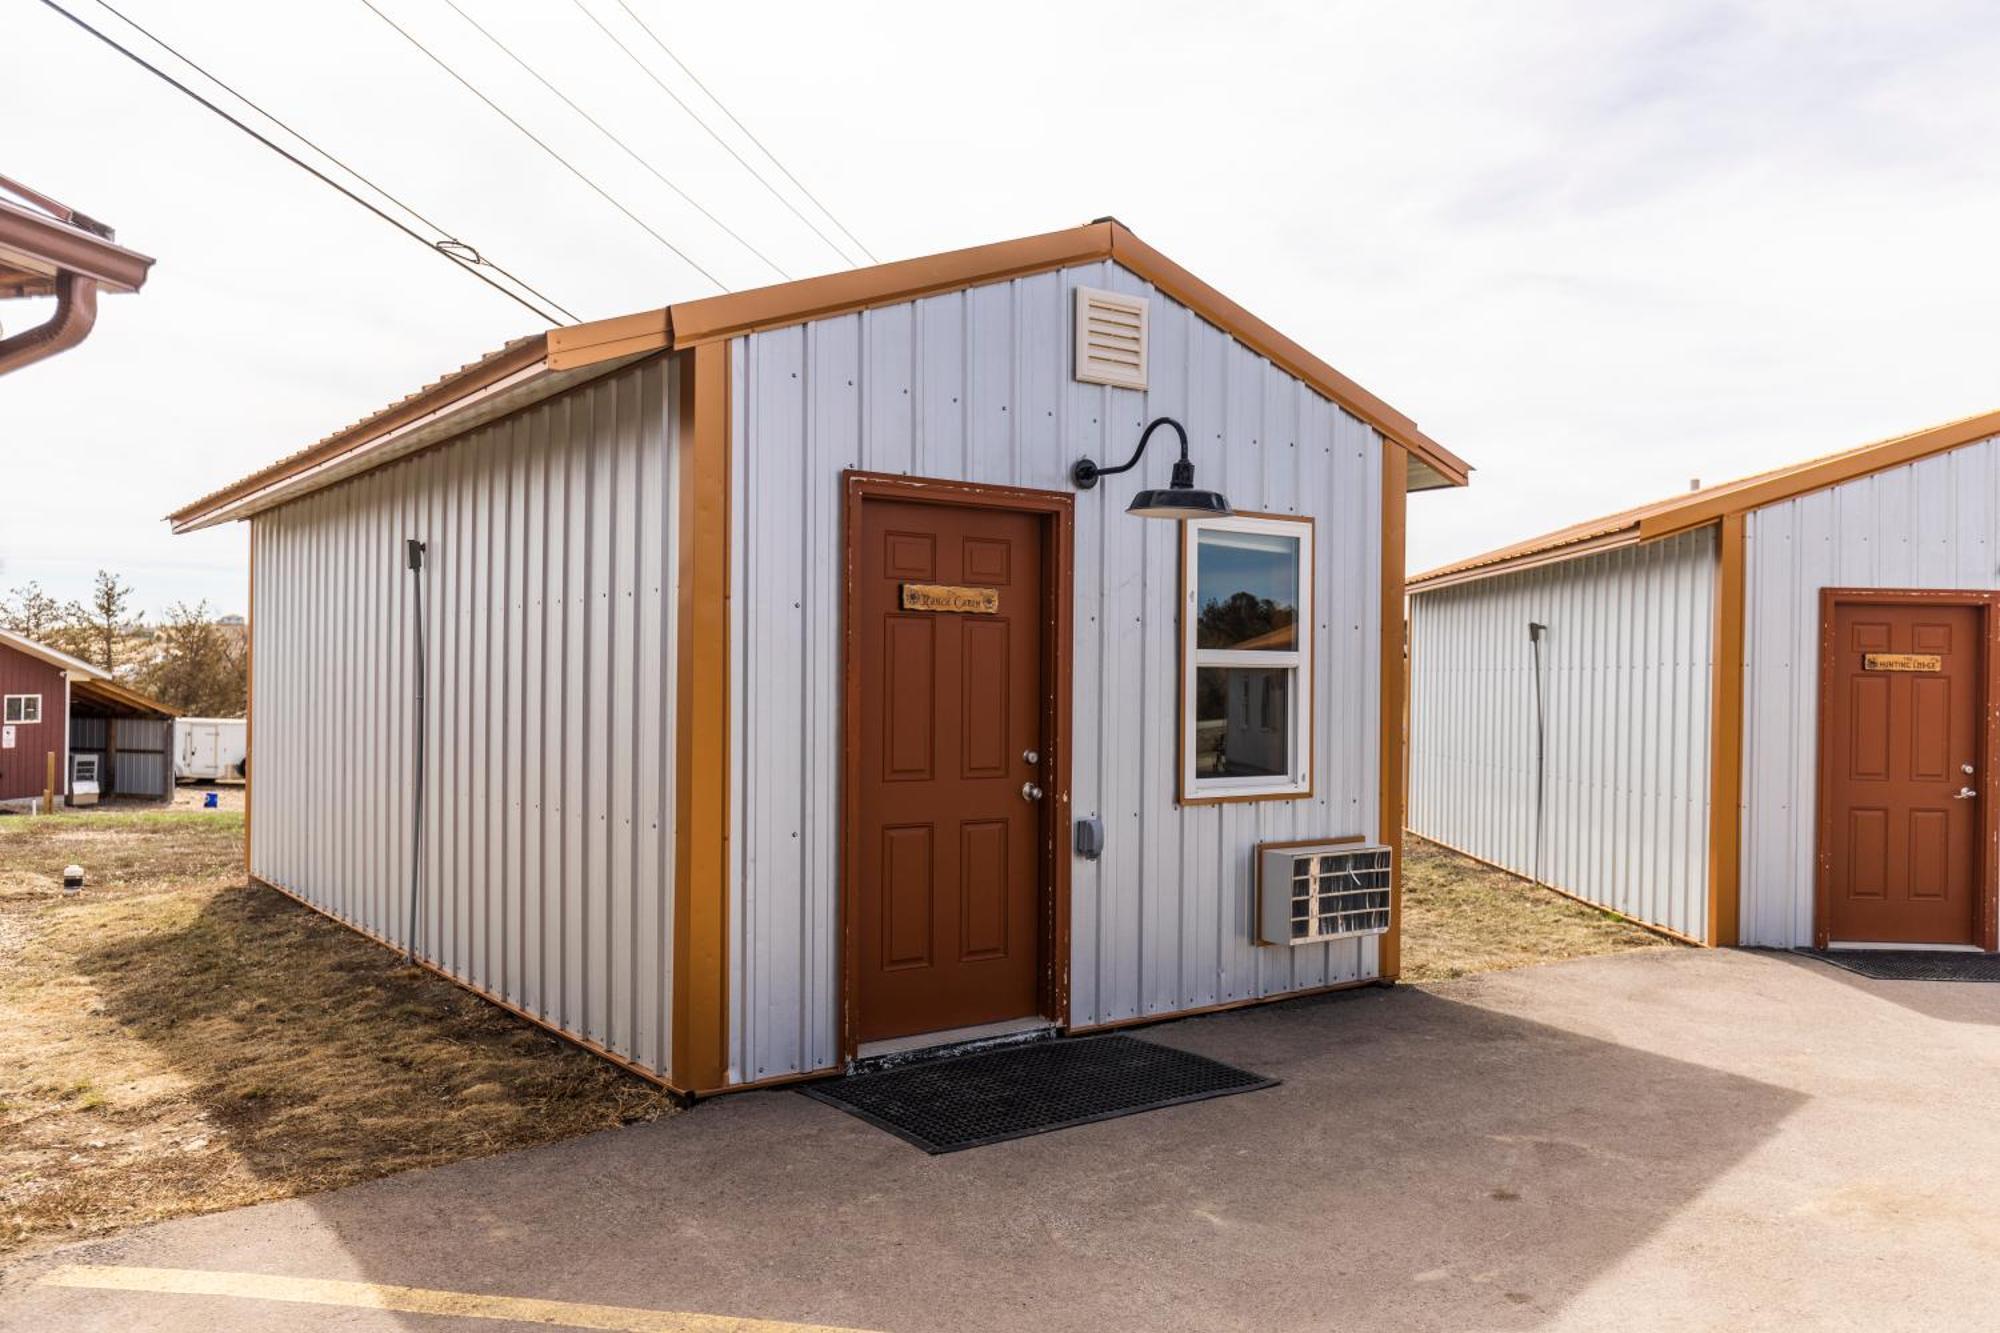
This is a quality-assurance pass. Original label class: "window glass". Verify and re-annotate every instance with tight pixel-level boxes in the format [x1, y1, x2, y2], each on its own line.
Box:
[1192, 666, 1290, 779]
[4, 695, 37, 724]
[1194, 529, 1298, 650]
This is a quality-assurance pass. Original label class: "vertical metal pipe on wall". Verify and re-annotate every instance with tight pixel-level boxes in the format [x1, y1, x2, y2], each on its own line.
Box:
[1408, 528, 1719, 940]
[247, 356, 680, 1079]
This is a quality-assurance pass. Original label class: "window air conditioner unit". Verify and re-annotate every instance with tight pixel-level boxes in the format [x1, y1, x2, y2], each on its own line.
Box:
[1257, 841, 1392, 946]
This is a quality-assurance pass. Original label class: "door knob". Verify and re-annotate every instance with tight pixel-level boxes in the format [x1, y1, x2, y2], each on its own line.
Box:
[1954, 787, 1978, 800]
[1021, 782, 1043, 802]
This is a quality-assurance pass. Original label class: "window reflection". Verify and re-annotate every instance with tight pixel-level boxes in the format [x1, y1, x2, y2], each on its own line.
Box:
[1195, 529, 1297, 650]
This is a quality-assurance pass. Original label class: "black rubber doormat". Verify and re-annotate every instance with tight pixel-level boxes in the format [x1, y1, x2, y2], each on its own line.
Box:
[800, 1034, 1278, 1153]
[1798, 949, 2000, 982]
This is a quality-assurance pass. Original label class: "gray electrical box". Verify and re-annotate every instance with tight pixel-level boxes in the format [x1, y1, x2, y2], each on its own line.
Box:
[1074, 815, 1104, 861]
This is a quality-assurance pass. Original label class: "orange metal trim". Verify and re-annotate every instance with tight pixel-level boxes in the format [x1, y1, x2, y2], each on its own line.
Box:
[1706, 513, 1746, 946]
[1378, 445, 1408, 978]
[544, 309, 669, 371]
[1414, 406, 2000, 588]
[167, 338, 549, 526]
[244, 522, 255, 876]
[551, 221, 1468, 487]
[671, 345, 732, 1094]
[177, 222, 1469, 531]
[670, 223, 1116, 347]
[1641, 408, 2000, 540]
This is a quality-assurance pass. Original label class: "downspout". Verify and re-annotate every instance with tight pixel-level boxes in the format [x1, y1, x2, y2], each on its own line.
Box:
[403, 539, 428, 964]
[0, 271, 98, 377]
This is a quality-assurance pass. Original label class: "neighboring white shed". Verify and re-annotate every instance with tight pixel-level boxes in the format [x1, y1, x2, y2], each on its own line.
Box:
[1408, 408, 2000, 953]
[170, 221, 1469, 1097]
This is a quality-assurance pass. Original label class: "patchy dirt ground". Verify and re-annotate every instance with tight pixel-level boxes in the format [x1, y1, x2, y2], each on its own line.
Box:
[1400, 835, 1673, 982]
[0, 811, 672, 1259]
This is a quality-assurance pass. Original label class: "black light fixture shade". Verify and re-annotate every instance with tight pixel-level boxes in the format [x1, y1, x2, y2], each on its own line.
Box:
[1070, 416, 1232, 520]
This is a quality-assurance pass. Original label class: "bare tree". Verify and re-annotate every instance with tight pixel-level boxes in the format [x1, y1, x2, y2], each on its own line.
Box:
[64, 570, 141, 672]
[136, 601, 246, 716]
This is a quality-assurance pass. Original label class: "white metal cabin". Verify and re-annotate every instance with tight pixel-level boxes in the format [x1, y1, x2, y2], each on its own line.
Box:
[1407, 409, 2000, 953]
[170, 221, 1469, 1096]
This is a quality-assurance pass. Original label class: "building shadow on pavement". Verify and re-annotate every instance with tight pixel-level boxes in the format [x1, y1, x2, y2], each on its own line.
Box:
[13, 974, 1811, 1333]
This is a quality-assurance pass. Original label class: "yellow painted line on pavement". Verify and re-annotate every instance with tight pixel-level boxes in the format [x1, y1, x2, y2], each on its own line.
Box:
[38, 1264, 881, 1333]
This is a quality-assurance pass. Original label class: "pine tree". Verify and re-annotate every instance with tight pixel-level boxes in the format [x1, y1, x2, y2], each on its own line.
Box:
[63, 570, 140, 672]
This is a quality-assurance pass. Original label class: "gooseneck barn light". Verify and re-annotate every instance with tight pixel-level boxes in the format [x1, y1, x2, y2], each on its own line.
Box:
[1071, 416, 1233, 520]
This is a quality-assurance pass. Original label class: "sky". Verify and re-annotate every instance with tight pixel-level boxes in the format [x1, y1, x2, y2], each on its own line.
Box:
[6, 0, 1999, 620]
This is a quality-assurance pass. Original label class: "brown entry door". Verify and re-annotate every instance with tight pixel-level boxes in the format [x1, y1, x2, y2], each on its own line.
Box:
[854, 498, 1045, 1042]
[1824, 601, 1982, 945]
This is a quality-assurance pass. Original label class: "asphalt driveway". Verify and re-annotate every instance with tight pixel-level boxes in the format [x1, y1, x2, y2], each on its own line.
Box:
[5, 947, 1998, 1332]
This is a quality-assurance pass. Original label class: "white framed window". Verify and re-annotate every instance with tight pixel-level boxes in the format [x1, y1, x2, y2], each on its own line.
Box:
[4, 694, 42, 725]
[1181, 514, 1313, 801]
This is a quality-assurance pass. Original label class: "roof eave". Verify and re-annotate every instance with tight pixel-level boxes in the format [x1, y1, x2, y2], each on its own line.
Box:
[0, 196, 153, 294]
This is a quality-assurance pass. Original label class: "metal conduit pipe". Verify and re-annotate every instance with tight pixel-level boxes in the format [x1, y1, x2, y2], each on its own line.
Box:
[404, 539, 428, 964]
[1528, 621, 1548, 886]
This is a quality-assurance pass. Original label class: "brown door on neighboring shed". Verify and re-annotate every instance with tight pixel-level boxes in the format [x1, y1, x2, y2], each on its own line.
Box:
[853, 496, 1045, 1042]
[1821, 600, 1983, 945]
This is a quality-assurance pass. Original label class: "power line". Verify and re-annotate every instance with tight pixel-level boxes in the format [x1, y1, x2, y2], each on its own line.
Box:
[606, 0, 878, 265]
[570, 0, 866, 269]
[435, 0, 788, 280]
[88, 0, 578, 322]
[359, 0, 726, 292]
[37, 0, 572, 324]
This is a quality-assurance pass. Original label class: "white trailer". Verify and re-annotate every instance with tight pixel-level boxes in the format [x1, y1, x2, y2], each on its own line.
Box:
[175, 717, 246, 782]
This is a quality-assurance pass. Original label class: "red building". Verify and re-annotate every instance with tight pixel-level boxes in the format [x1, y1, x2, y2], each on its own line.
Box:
[0, 630, 178, 808]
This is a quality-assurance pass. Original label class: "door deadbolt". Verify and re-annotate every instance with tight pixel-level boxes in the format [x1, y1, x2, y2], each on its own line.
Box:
[1023, 749, 1040, 766]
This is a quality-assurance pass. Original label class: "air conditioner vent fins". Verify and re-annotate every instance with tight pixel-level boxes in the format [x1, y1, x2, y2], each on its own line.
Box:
[1257, 842, 1393, 946]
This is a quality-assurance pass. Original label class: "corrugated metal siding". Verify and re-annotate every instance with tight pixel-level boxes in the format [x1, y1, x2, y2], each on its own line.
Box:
[1741, 431, 2000, 946]
[0, 643, 65, 801]
[727, 260, 1385, 1085]
[1408, 528, 1717, 939]
[250, 357, 680, 1077]
[72, 716, 173, 797]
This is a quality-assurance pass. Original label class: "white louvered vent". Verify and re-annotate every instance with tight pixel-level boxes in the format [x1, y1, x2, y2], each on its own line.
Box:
[1074, 286, 1148, 390]
[1257, 842, 1393, 946]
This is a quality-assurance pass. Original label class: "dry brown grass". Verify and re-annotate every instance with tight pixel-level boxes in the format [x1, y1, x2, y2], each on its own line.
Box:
[1400, 835, 1675, 982]
[0, 811, 673, 1258]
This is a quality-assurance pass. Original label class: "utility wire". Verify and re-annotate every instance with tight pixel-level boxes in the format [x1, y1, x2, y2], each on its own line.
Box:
[360, 0, 726, 291]
[435, 0, 788, 280]
[86, 0, 578, 323]
[39, 0, 575, 325]
[572, 0, 866, 268]
[606, 0, 878, 264]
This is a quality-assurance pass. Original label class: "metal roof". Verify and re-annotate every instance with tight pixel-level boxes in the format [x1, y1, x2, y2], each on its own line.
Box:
[169, 220, 1470, 532]
[0, 628, 180, 718]
[1409, 405, 2000, 590]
